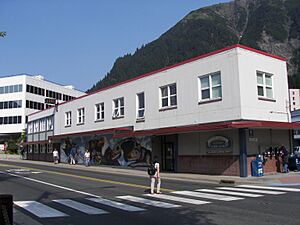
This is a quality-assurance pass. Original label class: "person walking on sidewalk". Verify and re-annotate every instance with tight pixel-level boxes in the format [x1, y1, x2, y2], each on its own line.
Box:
[84, 149, 91, 167]
[281, 146, 290, 173]
[149, 156, 161, 194]
[53, 148, 59, 164]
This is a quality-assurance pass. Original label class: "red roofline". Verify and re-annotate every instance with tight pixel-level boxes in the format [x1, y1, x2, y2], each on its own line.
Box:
[29, 44, 286, 117]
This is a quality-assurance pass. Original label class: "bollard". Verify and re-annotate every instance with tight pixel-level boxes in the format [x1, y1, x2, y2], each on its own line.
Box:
[0, 194, 13, 225]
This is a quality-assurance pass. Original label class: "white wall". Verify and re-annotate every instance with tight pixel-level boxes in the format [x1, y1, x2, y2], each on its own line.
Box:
[28, 46, 290, 138]
[238, 48, 290, 122]
[50, 48, 242, 136]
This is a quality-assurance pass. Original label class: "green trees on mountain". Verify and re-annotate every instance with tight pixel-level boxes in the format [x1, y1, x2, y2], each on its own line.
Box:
[88, 0, 300, 92]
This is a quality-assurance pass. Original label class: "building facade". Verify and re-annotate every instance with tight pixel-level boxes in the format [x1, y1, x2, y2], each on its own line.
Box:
[289, 89, 300, 111]
[26, 45, 300, 177]
[0, 74, 85, 143]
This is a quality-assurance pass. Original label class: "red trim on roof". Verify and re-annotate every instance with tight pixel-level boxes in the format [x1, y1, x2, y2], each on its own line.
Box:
[29, 44, 286, 117]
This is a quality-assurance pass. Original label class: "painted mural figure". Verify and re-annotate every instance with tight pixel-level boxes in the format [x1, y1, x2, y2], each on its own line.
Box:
[59, 135, 152, 167]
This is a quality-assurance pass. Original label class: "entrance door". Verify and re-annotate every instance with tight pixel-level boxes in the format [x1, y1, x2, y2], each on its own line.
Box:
[163, 143, 174, 171]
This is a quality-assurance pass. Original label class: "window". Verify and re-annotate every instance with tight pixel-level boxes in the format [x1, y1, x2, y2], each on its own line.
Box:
[34, 121, 39, 133]
[257, 71, 273, 99]
[28, 122, 33, 134]
[77, 108, 85, 124]
[95, 103, 104, 121]
[199, 71, 222, 102]
[112, 97, 124, 118]
[65, 111, 72, 126]
[160, 83, 177, 108]
[136, 92, 145, 119]
[40, 118, 46, 132]
[46, 116, 54, 130]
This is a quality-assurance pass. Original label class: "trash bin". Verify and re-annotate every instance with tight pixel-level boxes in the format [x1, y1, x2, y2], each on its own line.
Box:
[251, 155, 264, 177]
[0, 194, 13, 225]
[295, 157, 300, 171]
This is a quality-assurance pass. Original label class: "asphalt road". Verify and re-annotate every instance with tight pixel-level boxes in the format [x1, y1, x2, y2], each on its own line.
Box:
[0, 161, 299, 225]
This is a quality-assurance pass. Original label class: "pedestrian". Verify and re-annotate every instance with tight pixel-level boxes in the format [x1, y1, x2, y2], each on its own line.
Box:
[69, 144, 76, 165]
[148, 156, 161, 194]
[281, 146, 289, 173]
[53, 148, 59, 164]
[84, 149, 90, 167]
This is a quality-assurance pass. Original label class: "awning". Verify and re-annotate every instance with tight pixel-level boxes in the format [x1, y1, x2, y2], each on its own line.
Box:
[114, 120, 300, 138]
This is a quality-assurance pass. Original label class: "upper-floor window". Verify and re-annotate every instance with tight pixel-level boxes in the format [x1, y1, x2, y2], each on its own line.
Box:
[77, 108, 85, 124]
[95, 103, 104, 121]
[112, 97, 124, 118]
[46, 116, 54, 131]
[0, 84, 22, 94]
[28, 122, 33, 134]
[34, 120, 39, 133]
[40, 118, 46, 132]
[199, 71, 222, 102]
[136, 92, 145, 119]
[160, 83, 177, 108]
[257, 71, 273, 99]
[65, 111, 72, 126]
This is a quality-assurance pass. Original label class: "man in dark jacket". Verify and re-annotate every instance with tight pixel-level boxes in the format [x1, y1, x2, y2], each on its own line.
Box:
[281, 146, 289, 173]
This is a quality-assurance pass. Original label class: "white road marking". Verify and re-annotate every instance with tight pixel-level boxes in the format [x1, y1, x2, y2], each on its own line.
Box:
[196, 189, 262, 197]
[53, 199, 108, 215]
[173, 191, 243, 201]
[14, 201, 68, 218]
[238, 185, 300, 192]
[117, 195, 181, 208]
[144, 194, 211, 205]
[6, 169, 42, 174]
[87, 197, 145, 212]
[217, 187, 285, 195]
[7, 173, 101, 198]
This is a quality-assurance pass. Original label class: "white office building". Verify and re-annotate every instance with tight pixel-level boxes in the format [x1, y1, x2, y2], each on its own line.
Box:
[0, 74, 85, 143]
[26, 45, 300, 177]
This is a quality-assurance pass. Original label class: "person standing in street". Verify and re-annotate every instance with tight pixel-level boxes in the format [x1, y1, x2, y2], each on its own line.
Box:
[149, 156, 161, 194]
[53, 148, 59, 164]
[84, 149, 91, 167]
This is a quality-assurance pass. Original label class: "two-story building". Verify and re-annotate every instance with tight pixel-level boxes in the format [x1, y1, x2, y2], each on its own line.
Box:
[26, 44, 300, 177]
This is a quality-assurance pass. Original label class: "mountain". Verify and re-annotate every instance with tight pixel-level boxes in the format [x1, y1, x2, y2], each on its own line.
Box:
[88, 0, 300, 93]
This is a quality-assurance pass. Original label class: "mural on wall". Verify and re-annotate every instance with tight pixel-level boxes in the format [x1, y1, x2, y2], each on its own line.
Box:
[60, 134, 152, 167]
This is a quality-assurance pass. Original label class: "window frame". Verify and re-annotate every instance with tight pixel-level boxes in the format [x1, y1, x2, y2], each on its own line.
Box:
[95, 102, 105, 122]
[198, 71, 222, 103]
[136, 92, 145, 120]
[65, 111, 72, 127]
[77, 108, 85, 125]
[159, 83, 177, 109]
[256, 71, 274, 100]
[112, 97, 124, 119]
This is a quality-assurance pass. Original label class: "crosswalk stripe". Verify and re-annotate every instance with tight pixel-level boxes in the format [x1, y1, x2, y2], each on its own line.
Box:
[53, 199, 108, 215]
[217, 187, 285, 195]
[173, 191, 243, 201]
[117, 195, 181, 208]
[14, 201, 68, 218]
[87, 197, 145, 212]
[144, 194, 211, 205]
[196, 189, 262, 197]
[238, 185, 300, 192]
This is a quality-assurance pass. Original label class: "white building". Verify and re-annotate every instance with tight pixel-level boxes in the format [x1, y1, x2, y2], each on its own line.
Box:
[289, 89, 300, 111]
[27, 45, 300, 177]
[0, 74, 85, 143]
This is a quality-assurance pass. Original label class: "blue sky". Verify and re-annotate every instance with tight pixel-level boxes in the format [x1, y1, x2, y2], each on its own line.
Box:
[0, 0, 230, 92]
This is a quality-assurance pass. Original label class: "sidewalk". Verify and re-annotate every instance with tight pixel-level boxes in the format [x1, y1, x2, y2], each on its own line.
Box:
[1, 153, 300, 186]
